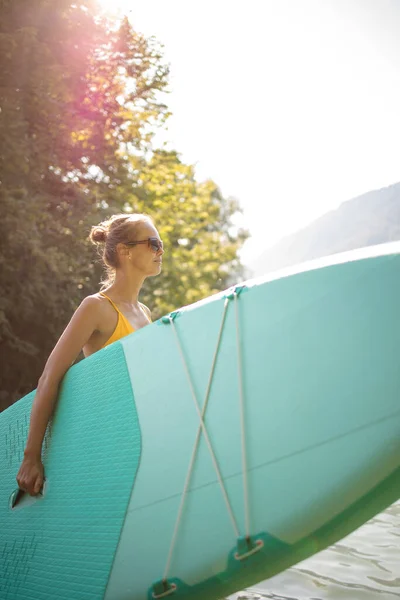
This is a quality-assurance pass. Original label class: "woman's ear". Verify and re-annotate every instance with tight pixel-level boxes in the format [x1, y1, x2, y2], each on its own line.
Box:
[116, 243, 130, 259]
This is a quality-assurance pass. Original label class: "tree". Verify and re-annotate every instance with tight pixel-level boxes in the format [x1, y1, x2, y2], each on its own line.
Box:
[121, 149, 249, 318]
[0, 2, 170, 407]
[0, 3, 249, 410]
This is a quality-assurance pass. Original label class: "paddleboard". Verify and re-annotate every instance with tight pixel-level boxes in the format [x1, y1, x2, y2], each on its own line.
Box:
[1, 242, 400, 600]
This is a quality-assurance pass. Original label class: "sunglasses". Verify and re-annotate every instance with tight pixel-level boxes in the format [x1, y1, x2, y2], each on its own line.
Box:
[125, 237, 164, 253]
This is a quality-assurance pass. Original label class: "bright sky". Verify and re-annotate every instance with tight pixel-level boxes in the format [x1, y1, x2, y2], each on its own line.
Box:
[98, 0, 400, 263]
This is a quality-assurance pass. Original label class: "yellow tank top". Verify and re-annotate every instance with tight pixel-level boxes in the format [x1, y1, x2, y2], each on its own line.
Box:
[99, 292, 137, 349]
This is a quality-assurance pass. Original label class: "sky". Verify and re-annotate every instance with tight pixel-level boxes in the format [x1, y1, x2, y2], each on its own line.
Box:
[98, 0, 400, 263]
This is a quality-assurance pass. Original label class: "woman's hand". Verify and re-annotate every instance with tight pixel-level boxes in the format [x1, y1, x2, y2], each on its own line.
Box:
[16, 455, 44, 496]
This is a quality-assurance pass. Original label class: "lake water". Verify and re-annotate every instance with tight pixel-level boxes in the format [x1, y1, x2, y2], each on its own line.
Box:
[230, 501, 400, 600]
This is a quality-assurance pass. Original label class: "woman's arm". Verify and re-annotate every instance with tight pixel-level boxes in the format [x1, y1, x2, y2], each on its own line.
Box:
[17, 296, 101, 495]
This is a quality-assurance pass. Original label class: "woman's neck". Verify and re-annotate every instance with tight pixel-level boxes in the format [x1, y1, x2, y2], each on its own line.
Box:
[106, 270, 146, 306]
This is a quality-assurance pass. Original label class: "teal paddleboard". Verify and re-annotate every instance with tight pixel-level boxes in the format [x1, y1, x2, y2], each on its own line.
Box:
[1, 242, 400, 600]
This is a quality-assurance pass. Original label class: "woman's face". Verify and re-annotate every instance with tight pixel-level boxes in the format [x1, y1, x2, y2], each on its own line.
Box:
[127, 221, 164, 276]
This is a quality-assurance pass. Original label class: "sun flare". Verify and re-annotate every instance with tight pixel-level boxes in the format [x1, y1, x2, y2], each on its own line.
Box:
[95, 0, 132, 15]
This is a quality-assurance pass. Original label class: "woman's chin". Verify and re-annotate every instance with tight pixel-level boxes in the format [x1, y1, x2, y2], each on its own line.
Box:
[149, 263, 162, 276]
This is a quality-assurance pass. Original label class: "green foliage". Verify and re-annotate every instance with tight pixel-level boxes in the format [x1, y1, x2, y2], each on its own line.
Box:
[0, 1, 248, 410]
[126, 150, 248, 317]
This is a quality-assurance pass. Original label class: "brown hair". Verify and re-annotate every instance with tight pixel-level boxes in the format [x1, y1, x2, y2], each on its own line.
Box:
[89, 213, 153, 288]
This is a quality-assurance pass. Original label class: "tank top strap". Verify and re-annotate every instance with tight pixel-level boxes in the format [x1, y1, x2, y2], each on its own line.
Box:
[99, 292, 133, 327]
[99, 292, 135, 332]
[99, 292, 121, 314]
[99, 292, 134, 349]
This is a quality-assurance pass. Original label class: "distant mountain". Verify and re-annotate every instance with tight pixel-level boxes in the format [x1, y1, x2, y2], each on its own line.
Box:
[249, 182, 400, 277]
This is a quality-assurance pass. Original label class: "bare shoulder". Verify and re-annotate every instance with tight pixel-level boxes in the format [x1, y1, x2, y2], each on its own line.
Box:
[66, 294, 107, 330]
[80, 293, 109, 314]
[83, 293, 106, 304]
[40, 294, 109, 382]
[70, 294, 113, 330]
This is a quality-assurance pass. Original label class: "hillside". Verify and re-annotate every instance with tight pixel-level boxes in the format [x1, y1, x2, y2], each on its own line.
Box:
[249, 182, 400, 277]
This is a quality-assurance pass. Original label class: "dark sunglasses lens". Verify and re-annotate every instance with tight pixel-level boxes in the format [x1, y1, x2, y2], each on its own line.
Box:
[150, 239, 163, 252]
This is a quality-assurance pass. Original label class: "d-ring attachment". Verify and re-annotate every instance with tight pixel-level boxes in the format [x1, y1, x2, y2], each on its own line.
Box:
[152, 579, 177, 599]
[234, 536, 264, 561]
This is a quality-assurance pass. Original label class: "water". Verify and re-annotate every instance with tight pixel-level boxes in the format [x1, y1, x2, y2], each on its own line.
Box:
[231, 502, 400, 600]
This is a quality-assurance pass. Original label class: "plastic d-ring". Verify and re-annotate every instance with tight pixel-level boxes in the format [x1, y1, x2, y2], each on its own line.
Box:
[152, 579, 177, 599]
[224, 284, 246, 300]
[234, 536, 264, 561]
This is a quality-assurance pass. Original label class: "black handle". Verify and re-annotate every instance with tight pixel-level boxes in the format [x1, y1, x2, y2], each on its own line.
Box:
[10, 480, 46, 509]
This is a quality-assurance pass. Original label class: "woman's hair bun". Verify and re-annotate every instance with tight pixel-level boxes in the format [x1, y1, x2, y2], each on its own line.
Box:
[90, 225, 108, 244]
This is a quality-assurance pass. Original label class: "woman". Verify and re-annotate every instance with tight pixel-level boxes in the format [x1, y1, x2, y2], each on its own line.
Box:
[16, 213, 163, 496]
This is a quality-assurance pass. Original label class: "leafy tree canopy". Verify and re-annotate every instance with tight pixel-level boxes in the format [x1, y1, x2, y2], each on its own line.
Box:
[0, 1, 249, 409]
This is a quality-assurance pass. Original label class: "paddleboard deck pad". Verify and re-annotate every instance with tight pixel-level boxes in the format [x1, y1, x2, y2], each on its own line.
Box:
[1, 242, 400, 600]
